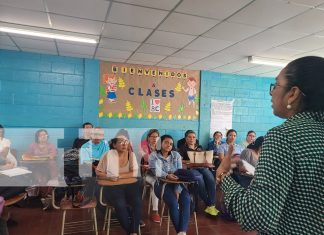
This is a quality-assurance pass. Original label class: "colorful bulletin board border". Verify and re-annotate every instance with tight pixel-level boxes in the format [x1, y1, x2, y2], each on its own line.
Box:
[99, 61, 200, 121]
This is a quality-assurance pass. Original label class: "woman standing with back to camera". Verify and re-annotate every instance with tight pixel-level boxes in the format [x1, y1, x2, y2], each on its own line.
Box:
[216, 56, 324, 235]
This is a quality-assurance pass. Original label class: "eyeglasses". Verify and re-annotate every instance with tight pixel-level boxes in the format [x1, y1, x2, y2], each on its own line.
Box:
[269, 83, 306, 96]
[117, 139, 129, 144]
[269, 83, 288, 94]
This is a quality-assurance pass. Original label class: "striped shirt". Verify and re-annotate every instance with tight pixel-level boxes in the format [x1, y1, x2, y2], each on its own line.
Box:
[221, 111, 324, 235]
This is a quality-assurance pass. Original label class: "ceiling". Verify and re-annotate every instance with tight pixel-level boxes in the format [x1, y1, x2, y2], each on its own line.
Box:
[1, 0, 324, 77]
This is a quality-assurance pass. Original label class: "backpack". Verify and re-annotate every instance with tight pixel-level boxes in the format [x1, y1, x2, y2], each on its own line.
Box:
[174, 169, 203, 182]
[63, 149, 94, 207]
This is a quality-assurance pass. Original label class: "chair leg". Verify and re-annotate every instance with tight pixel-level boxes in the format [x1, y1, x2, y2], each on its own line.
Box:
[194, 212, 199, 235]
[61, 210, 66, 235]
[147, 188, 152, 215]
[106, 207, 111, 235]
[160, 202, 165, 226]
[138, 225, 141, 235]
[103, 206, 109, 231]
[93, 208, 98, 235]
[167, 211, 170, 235]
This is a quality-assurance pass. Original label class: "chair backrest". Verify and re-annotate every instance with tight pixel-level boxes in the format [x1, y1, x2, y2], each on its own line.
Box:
[187, 150, 213, 164]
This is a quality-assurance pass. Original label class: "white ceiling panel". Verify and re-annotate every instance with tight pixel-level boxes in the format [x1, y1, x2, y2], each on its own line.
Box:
[128, 52, 166, 62]
[238, 29, 306, 53]
[156, 63, 183, 68]
[50, 14, 103, 35]
[96, 48, 133, 60]
[213, 59, 258, 73]
[12, 37, 56, 51]
[137, 44, 178, 56]
[185, 59, 225, 70]
[290, 0, 324, 7]
[2, 0, 324, 77]
[160, 56, 197, 66]
[282, 35, 324, 51]
[172, 49, 213, 60]
[115, 0, 180, 10]
[96, 57, 126, 63]
[257, 47, 305, 59]
[184, 37, 233, 52]
[146, 31, 196, 48]
[0, 0, 44, 11]
[46, 0, 110, 21]
[107, 2, 168, 29]
[228, 0, 308, 27]
[257, 69, 281, 78]
[0, 6, 50, 28]
[99, 38, 140, 51]
[203, 21, 264, 41]
[0, 44, 18, 51]
[175, 0, 253, 20]
[102, 23, 152, 42]
[22, 47, 57, 55]
[236, 65, 280, 76]
[0, 35, 15, 46]
[273, 9, 324, 34]
[158, 13, 219, 36]
[127, 60, 156, 65]
[57, 42, 96, 56]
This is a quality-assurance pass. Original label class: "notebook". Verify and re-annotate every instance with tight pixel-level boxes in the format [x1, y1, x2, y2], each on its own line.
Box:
[187, 150, 213, 164]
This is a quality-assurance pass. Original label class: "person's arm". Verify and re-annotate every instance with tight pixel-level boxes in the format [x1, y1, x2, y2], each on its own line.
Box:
[47, 144, 57, 159]
[218, 145, 225, 161]
[220, 129, 294, 232]
[149, 152, 167, 178]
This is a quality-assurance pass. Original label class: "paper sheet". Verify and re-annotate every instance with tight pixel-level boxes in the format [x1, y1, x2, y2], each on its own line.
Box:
[0, 167, 32, 177]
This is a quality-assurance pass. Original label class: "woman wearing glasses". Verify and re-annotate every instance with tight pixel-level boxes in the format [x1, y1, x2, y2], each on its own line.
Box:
[96, 136, 141, 235]
[216, 56, 324, 235]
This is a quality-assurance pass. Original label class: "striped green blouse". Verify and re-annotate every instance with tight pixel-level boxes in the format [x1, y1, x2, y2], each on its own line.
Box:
[221, 111, 324, 235]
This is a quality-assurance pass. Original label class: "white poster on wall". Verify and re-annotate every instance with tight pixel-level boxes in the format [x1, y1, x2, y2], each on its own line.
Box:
[210, 99, 234, 137]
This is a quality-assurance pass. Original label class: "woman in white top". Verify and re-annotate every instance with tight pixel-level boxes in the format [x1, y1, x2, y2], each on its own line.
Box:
[96, 136, 141, 235]
[0, 125, 17, 170]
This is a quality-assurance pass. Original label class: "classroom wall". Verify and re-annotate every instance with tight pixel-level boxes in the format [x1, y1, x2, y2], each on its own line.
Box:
[198, 71, 283, 147]
[0, 49, 283, 150]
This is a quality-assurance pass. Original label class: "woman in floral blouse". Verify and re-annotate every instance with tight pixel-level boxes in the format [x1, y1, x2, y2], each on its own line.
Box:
[216, 56, 324, 235]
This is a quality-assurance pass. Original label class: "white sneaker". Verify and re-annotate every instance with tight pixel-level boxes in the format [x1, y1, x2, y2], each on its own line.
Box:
[177, 232, 186, 235]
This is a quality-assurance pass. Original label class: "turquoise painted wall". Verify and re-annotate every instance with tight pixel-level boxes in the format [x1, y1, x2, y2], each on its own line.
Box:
[0, 49, 283, 150]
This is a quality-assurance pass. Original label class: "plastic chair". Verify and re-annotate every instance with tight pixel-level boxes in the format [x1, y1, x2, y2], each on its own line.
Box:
[52, 186, 98, 235]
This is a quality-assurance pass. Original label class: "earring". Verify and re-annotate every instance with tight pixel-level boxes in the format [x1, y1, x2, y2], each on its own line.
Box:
[287, 104, 292, 109]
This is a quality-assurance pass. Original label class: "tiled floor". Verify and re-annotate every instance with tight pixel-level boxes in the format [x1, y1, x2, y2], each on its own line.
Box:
[8, 197, 256, 235]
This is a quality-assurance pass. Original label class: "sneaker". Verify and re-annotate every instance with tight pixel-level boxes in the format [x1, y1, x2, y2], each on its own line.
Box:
[150, 213, 161, 223]
[41, 197, 52, 211]
[139, 220, 146, 227]
[204, 205, 219, 216]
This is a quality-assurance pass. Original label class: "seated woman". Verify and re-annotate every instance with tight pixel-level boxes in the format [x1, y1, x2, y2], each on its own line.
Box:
[0, 124, 17, 170]
[138, 129, 161, 223]
[149, 135, 190, 235]
[23, 129, 58, 185]
[178, 130, 218, 216]
[96, 136, 141, 235]
[217, 129, 243, 161]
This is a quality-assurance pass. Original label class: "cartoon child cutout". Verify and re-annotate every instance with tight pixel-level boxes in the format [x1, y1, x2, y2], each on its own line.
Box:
[104, 74, 117, 103]
[183, 77, 197, 106]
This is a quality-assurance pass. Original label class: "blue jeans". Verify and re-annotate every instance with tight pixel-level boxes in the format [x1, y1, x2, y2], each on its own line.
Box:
[192, 168, 216, 206]
[154, 181, 190, 233]
[103, 180, 142, 235]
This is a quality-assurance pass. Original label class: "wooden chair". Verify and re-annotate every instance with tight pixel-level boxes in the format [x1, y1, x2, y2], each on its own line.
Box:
[52, 186, 98, 235]
[97, 178, 141, 235]
[159, 178, 199, 235]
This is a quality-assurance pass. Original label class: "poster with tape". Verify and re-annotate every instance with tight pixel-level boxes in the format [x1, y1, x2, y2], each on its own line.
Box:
[99, 61, 200, 120]
[210, 99, 234, 137]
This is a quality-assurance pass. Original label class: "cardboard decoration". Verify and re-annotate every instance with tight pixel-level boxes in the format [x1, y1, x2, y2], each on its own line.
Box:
[99, 61, 200, 121]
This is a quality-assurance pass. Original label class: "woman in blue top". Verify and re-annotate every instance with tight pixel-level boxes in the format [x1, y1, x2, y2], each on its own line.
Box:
[149, 135, 190, 235]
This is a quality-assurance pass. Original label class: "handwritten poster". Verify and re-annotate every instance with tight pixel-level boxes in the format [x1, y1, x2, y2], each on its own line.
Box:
[99, 61, 200, 120]
[210, 99, 234, 137]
